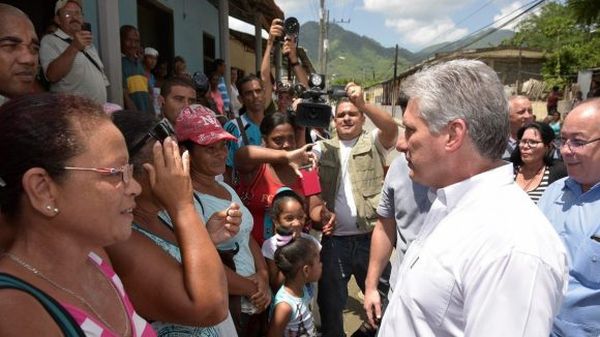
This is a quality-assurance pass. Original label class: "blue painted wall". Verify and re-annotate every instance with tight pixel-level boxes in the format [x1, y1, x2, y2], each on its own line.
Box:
[114, 0, 220, 73]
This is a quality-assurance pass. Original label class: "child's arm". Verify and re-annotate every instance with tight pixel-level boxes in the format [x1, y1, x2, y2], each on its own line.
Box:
[268, 302, 293, 337]
[266, 258, 285, 292]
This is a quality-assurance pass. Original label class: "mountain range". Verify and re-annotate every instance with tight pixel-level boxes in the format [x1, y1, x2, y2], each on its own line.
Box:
[297, 21, 515, 85]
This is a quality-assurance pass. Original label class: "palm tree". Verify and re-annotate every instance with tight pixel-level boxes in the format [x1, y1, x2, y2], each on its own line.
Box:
[568, 0, 600, 26]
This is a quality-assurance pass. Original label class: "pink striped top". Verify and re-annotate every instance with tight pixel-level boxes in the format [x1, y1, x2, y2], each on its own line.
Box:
[59, 252, 156, 337]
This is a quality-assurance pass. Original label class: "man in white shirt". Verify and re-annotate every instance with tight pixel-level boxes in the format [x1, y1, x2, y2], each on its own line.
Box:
[311, 82, 398, 337]
[378, 59, 568, 337]
[40, 0, 109, 104]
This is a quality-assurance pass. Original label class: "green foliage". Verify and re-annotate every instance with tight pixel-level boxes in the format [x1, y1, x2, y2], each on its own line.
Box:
[508, 1, 600, 84]
[568, 0, 600, 26]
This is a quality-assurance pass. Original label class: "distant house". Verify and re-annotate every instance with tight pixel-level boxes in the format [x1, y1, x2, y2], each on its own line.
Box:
[365, 46, 546, 106]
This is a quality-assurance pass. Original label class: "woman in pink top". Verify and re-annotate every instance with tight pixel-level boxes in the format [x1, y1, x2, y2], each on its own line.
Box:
[0, 94, 154, 337]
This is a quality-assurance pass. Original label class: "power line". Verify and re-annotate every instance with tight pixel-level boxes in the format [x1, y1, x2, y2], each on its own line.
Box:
[428, 0, 546, 55]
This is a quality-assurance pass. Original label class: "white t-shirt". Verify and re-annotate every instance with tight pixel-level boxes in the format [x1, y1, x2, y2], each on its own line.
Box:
[313, 129, 390, 235]
[262, 232, 322, 260]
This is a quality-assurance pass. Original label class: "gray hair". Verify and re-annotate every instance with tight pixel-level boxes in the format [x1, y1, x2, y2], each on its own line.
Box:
[401, 59, 509, 160]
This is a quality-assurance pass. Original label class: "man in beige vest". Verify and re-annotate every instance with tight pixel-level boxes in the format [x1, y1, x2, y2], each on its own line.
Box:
[311, 82, 398, 337]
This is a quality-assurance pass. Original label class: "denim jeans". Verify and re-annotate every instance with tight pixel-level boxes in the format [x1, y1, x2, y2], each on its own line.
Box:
[317, 233, 391, 337]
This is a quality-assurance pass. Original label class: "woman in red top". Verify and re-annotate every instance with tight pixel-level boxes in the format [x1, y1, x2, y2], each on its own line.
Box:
[235, 112, 334, 245]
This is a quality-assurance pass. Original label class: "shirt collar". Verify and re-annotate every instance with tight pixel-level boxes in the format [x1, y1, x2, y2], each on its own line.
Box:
[54, 28, 71, 39]
[564, 177, 600, 196]
[435, 163, 514, 211]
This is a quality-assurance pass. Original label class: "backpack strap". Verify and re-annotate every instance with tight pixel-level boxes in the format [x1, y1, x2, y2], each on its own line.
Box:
[0, 273, 86, 336]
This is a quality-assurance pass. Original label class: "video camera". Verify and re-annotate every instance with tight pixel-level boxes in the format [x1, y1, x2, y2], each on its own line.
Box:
[295, 73, 347, 128]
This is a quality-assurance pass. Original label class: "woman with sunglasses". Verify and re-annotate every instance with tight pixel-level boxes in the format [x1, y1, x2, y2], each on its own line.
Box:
[0, 94, 155, 337]
[175, 104, 270, 337]
[107, 110, 240, 337]
[510, 122, 567, 203]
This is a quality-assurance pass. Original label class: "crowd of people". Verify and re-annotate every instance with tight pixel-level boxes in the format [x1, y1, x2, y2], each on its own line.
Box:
[1, 2, 600, 337]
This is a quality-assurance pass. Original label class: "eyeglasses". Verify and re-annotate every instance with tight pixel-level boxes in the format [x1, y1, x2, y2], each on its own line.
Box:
[61, 10, 83, 19]
[128, 118, 175, 156]
[559, 137, 600, 152]
[63, 164, 134, 185]
[518, 139, 543, 147]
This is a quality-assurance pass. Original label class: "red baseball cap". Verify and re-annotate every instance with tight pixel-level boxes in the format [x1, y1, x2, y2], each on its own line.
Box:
[175, 104, 236, 145]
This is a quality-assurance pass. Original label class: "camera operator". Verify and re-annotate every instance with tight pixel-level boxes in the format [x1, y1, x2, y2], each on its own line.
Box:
[310, 82, 398, 337]
[261, 18, 309, 115]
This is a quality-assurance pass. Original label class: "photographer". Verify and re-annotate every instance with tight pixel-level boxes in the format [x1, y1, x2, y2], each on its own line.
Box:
[261, 18, 309, 115]
[40, 0, 109, 104]
[310, 82, 398, 337]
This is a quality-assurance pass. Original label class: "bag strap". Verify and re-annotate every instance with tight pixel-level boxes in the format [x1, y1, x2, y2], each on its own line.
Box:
[236, 116, 250, 146]
[53, 33, 104, 75]
[0, 273, 86, 337]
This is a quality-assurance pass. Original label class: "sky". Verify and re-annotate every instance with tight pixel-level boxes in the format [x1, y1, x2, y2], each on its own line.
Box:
[270, 0, 541, 52]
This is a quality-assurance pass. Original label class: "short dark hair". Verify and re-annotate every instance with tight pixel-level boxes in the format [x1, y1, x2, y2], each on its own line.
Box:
[236, 74, 262, 94]
[274, 237, 318, 280]
[510, 122, 556, 167]
[119, 25, 137, 40]
[260, 112, 295, 137]
[0, 93, 108, 218]
[214, 59, 225, 67]
[111, 110, 159, 175]
[269, 189, 305, 221]
[160, 76, 196, 98]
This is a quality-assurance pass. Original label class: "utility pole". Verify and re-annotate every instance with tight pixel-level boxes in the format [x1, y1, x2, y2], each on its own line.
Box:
[318, 0, 326, 74]
[391, 44, 399, 115]
[324, 10, 329, 78]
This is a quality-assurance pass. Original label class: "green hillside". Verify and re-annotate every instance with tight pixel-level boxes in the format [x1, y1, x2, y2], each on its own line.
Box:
[296, 22, 515, 86]
[298, 21, 414, 86]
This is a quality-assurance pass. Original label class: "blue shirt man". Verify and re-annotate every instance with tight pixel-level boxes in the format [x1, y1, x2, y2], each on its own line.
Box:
[538, 98, 600, 337]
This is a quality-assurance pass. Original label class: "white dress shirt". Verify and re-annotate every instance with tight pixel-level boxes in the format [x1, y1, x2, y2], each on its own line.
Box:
[378, 163, 568, 337]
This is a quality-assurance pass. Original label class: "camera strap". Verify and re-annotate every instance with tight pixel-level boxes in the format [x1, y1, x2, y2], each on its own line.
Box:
[53, 34, 104, 75]
[236, 117, 250, 146]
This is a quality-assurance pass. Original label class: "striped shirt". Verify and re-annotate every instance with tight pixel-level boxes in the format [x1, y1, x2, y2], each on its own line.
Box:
[60, 252, 156, 337]
[514, 167, 550, 204]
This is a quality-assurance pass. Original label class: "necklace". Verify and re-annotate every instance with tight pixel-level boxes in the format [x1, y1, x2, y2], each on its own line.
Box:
[3, 252, 130, 337]
[518, 165, 545, 192]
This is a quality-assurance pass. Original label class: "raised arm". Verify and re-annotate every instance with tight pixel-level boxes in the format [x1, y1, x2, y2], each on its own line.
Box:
[105, 139, 228, 326]
[234, 143, 315, 175]
[261, 19, 283, 110]
[346, 82, 398, 149]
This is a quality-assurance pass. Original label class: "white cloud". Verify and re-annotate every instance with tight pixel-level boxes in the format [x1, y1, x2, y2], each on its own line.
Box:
[492, 1, 542, 31]
[385, 17, 469, 47]
[361, 0, 472, 48]
[274, 0, 306, 13]
[493, 1, 525, 30]
[363, 0, 469, 20]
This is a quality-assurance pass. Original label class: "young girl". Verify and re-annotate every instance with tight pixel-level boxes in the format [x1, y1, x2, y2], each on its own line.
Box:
[262, 188, 321, 291]
[268, 237, 322, 337]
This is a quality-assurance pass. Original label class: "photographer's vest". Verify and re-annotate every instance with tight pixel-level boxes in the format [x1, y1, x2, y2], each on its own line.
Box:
[318, 131, 385, 232]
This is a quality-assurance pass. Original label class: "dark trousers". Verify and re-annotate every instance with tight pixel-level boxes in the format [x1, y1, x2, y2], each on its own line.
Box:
[317, 233, 391, 337]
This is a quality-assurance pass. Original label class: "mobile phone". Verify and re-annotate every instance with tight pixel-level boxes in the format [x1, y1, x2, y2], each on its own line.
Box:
[82, 22, 91, 32]
[300, 167, 321, 196]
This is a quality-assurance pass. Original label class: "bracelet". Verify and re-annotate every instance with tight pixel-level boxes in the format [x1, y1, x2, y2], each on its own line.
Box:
[290, 61, 301, 67]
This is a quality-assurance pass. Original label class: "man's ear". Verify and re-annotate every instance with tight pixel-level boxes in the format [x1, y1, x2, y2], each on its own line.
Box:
[445, 119, 467, 153]
[158, 95, 165, 108]
[21, 168, 61, 217]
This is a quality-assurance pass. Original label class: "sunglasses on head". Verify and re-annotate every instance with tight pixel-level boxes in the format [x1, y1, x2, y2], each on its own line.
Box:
[128, 118, 175, 156]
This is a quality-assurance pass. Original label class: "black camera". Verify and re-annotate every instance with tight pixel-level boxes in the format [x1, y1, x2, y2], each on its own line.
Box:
[295, 74, 347, 128]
